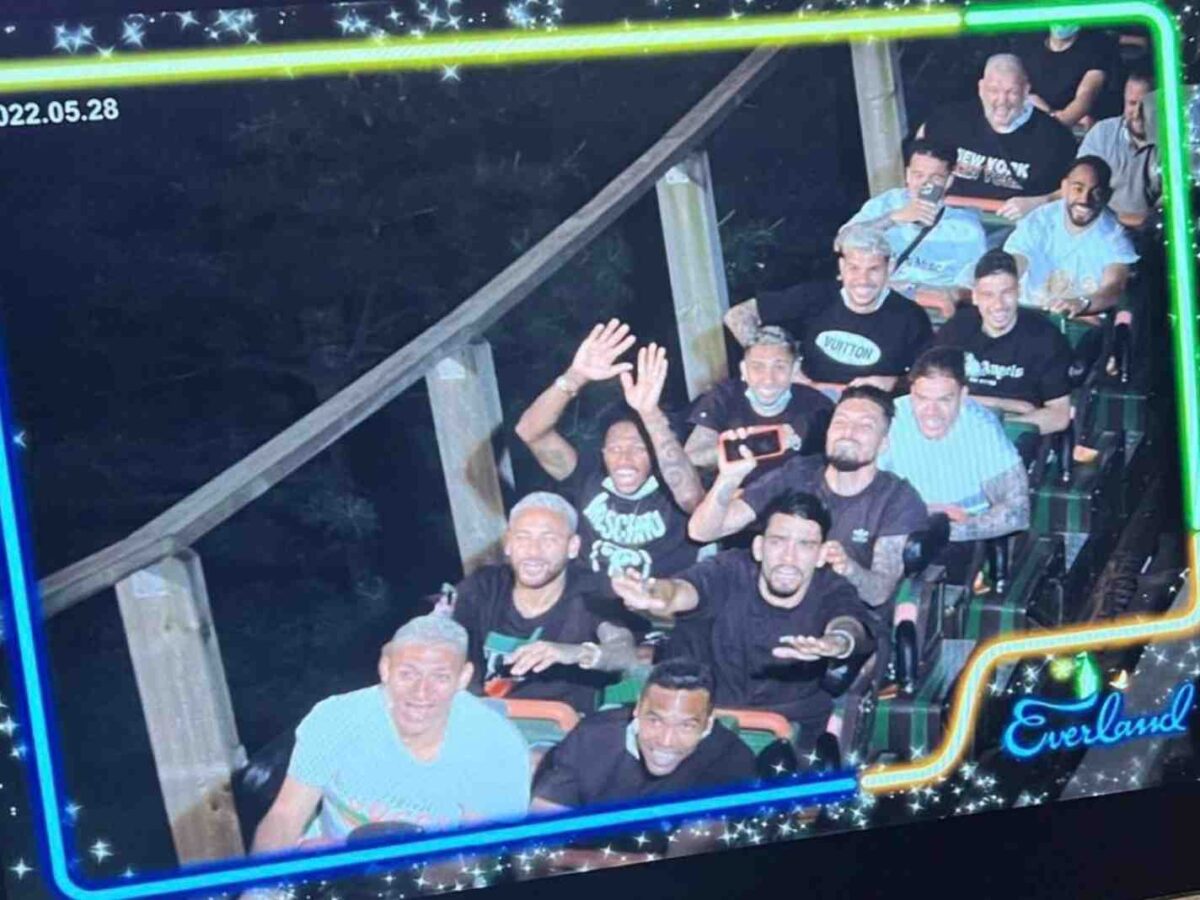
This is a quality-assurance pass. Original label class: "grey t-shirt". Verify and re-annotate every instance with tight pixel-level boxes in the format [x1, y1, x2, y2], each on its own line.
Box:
[1078, 116, 1158, 218]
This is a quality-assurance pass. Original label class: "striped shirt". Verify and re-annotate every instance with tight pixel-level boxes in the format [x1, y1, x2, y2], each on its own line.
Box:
[878, 397, 1020, 515]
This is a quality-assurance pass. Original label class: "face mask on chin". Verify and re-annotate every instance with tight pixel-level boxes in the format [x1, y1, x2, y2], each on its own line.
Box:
[1050, 25, 1080, 40]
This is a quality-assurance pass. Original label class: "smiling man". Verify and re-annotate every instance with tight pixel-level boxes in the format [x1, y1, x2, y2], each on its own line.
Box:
[1077, 68, 1159, 228]
[722, 227, 932, 395]
[249, 616, 530, 852]
[1004, 156, 1140, 315]
[516, 321, 705, 578]
[613, 492, 874, 755]
[683, 325, 832, 482]
[917, 54, 1077, 221]
[451, 492, 642, 713]
[531, 659, 755, 811]
[933, 249, 1074, 438]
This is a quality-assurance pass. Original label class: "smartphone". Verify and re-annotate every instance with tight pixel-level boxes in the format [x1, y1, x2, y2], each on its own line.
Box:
[917, 180, 946, 205]
[721, 425, 787, 463]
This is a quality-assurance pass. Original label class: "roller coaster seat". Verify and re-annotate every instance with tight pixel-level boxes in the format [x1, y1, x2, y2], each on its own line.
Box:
[496, 698, 581, 750]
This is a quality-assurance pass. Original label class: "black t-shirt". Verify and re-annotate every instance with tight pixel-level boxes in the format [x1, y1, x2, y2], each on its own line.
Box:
[532, 707, 757, 807]
[755, 286, 932, 384]
[740, 455, 928, 572]
[924, 101, 1077, 201]
[452, 564, 624, 713]
[563, 454, 700, 578]
[686, 378, 833, 481]
[672, 551, 874, 727]
[934, 307, 1073, 406]
[1022, 31, 1114, 112]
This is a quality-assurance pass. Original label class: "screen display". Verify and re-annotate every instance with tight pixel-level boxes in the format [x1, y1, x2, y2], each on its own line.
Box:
[0, 3, 1196, 899]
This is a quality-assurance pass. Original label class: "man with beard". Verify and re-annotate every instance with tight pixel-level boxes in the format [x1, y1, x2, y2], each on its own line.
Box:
[250, 616, 530, 851]
[722, 227, 932, 395]
[688, 386, 927, 614]
[515, 320, 705, 578]
[917, 54, 1077, 221]
[933, 250, 1073, 438]
[1077, 68, 1159, 228]
[450, 492, 641, 713]
[683, 325, 833, 483]
[531, 659, 755, 810]
[613, 492, 874, 754]
[878, 347, 1029, 580]
[1004, 157, 1140, 316]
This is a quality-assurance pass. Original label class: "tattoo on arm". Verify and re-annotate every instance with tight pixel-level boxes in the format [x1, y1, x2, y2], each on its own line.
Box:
[950, 463, 1030, 541]
[841, 535, 907, 608]
[723, 299, 761, 348]
[515, 379, 579, 480]
[593, 623, 639, 673]
[641, 411, 705, 513]
[684, 425, 720, 469]
[689, 481, 755, 541]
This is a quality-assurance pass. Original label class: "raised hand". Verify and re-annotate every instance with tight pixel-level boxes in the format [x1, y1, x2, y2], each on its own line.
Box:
[611, 569, 672, 616]
[818, 540, 851, 576]
[619, 343, 669, 417]
[715, 428, 759, 482]
[507, 641, 581, 676]
[773, 633, 849, 662]
[568, 319, 637, 384]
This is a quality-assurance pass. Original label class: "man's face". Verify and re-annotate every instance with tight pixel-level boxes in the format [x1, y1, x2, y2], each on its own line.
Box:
[753, 513, 823, 600]
[740, 343, 796, 408]
[504, 506, 579, 589]
[910, 373, 966, 440]
[978, 68, 1029, 131]
[379, 642, 472, 741]
[825, 397, 888, 471]
[904, 152, 952, 199]
[972, 271, 1021, 336]
[1061, 165, 1106, 229]
[634, 684, 713, 777]
[838, 248, 890, 311]
[1123, 78, 1151, 141]
[601, 420, 653, 495]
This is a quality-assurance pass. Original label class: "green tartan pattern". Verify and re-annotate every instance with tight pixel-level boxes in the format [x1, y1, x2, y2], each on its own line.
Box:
[1085, 387, 1147, 443]
[867, 655, 952, 757]
[1002, 418, 1039, 445]
[957, 537, 1058, 641]
[1030, 431, 1122, 535]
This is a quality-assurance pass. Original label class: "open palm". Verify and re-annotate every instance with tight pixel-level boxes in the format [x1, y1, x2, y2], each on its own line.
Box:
[570, 319, 636, 383]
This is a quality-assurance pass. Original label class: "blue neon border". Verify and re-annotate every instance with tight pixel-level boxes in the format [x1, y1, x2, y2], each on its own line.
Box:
[0, 5, 1189, 899]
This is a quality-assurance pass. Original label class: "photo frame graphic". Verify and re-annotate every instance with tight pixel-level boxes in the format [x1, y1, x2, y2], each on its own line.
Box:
[0, 1, 1195, 897]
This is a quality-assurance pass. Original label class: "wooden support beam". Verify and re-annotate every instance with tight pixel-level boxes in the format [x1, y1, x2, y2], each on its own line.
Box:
[656, 150, 731, 400]
[114, 551, 246, 863]
[851, 40, 908, 196]
[39, 47, 783, 617]
[426, 340, 511, 574]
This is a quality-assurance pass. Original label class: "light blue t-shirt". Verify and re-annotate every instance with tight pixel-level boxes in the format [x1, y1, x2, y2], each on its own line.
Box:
[289, 686, 530, 840]
[1004, 199, 1139, 308]
[878, 396, 1020, 514]
[844, 187, 988, 291]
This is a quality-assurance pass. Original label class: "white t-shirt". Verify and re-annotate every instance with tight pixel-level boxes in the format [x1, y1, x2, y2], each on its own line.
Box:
[289, 686, 530, 840]
[1003, 199, 1139, 308]
[844, 188, 989, 291]
[878, 396, 1020, 515]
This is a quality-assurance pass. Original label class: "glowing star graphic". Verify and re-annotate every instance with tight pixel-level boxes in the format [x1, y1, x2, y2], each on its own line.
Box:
[120, 20, 144, 47]
[175, 11, 198, 29]
[1048, 655, 1076, 681]
[0, 716, 16, 737]
[11, 431, 25, 449]
[440, 64, 460, 81]
[64, 801, 81, 822]
[88, 840, 112, 863]
[9, 860, 31, 880]
[335, 12, 371, 35]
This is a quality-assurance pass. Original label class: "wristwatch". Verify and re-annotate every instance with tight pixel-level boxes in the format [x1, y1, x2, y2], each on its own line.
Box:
[554, 375, 579, 397]
[578, 641, 602, 669]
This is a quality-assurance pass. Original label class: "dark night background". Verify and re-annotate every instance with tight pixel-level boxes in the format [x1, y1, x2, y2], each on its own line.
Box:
[0, 0, 1192, 888]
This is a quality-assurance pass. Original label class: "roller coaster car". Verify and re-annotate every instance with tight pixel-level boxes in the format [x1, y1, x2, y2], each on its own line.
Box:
[712, 708, 800, 776]
[498, 698, 582, 750]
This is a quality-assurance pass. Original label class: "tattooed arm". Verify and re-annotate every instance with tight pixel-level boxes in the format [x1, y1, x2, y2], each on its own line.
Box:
[687, 441, 760, 541]
[723, 298, 761, 348]
[515, 319, 636, 481]
[587, 622, 648, 676]
[949, 462, 1030, 542]
[620, 344, 706, 513]
[820, 534, 908, 608]
[684, 424, 722, 469]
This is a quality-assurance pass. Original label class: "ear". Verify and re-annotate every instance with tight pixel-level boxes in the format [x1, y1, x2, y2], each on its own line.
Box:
[503, 534, 512, 558]
[568, 534, 581, 559]
[701, 709, 715, 739]
[378, 652, 390, 685]
[458, 661, 474, 692]
[739, 359, 748, 383]
[752, 534, 764, 562]
[879, 432, 891, 457]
